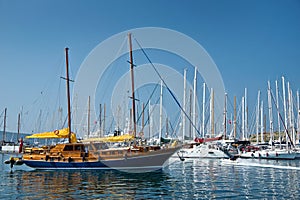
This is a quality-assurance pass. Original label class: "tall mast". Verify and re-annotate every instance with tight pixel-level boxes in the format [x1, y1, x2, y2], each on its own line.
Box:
[99, 104, 102, 137]
[87, 96, 90, 138]
[141, 103, 145, 137]
[267, 81, 274, 149]
[149, 100, 152, 139]
[128, 33, 136, 137]
[242, 96, 245, 140]
[234, 96, 237, 138]
[256, 90, 260, 144]
[297, 90, 300, 144]
[17, 113, 21, 141]
[288, 82, 295, 145]
[210, 88, 214, 137]
[166, 117, 169, 138]
[103, 104, 106, 136]
[245, 88, 248, 139]
[282, 76, 288, 149]
[65, 47, 72, 143]
[275, 80, 281, 145]
[260, 101, 264, 143]
[159, 80, 163, 144]
[202, 83, 206, 138]
[192, 66, 197, 139]
[223, 93, 227, 140]
[182, 69, 187, 142]
[189, 89, 192, 139]
[2, 108, 7, 142]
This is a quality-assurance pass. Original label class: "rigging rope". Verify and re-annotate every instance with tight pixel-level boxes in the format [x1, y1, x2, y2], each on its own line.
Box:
[133, 36, 201, 137]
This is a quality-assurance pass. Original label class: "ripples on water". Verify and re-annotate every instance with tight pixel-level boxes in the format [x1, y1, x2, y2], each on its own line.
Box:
[1, 154, 300, 199]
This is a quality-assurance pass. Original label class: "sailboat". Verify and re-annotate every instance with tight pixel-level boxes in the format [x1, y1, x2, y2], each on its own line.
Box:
[7, 35, 180, 171]
[178, 72, 229, 160]
[238, 80, 296, 160]
[1, 110, 23, 154]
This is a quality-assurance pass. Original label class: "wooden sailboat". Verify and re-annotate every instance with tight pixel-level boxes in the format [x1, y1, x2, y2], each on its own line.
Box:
[7, 35, 180, 171]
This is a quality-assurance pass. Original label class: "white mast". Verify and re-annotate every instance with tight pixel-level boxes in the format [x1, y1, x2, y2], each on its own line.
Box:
[149, 100, 152, 139]
[182, 69, 187, 142]
[256, 90, 260, 144]
[282, 76, 289, 149]
[291, 89, 295, 145]
[192, 66, 197, 139]
[245, 88, 248, 140]
[210, 88, 214, 137]
[242, 96, 245, 140]
[260, 100, 264, 143]
[267, 81, 274, 149]
[202, 82, 206, 138]
[297, 90, 300, 144]
[223, 93, 227, 139]
[275, 80, 281, 145]
[159, 80, 163, 144]
[288, 82, 295, 145]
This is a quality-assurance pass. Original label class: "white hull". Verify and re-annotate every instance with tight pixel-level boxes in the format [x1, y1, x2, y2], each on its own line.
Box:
[178, 143, 229, 159]
[1, 145, 20, 154]
[239, 149, 296, 160]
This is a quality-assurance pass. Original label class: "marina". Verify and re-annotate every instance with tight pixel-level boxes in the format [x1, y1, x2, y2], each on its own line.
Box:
[1, 1, 300, 199]
[1, 153, 300, 199]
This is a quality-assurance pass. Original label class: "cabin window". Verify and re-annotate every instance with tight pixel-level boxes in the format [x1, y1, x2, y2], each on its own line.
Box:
[75, 145, 83, 151]
[64, 145, 73, 151]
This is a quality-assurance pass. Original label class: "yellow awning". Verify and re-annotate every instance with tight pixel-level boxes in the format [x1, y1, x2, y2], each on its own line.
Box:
[26, 128, 77, 143]
[82, 134, 134, 143]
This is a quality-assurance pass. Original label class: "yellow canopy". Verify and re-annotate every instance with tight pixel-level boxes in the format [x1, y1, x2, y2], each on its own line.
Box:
[26, 128, 77, 143]
[82, 134, 134, 143]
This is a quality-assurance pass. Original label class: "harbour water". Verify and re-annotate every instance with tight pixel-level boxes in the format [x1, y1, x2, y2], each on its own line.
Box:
[1, 153, 300, 199]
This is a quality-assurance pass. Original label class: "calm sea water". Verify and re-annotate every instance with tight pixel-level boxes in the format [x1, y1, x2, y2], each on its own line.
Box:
[1, 153, 300, 199]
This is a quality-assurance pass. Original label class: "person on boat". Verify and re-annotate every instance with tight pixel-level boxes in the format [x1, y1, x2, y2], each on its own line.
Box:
[18, 138, 23, 153]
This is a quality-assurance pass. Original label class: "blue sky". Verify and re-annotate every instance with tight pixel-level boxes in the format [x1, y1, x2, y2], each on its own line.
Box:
[0, 0, 299, 135]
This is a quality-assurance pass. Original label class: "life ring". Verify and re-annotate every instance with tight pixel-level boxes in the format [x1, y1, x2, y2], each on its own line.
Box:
[54, 130, 59, 135]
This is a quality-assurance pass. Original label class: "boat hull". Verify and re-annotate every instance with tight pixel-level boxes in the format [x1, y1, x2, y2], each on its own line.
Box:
[239, 150, 296, 160]
[22, 147, 179, 172]
[1, 145, 20, 154]
[179, 144, 229, 159]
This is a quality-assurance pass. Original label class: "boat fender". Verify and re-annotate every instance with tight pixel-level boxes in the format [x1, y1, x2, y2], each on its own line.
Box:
[266, 153, 269, 157]
[4, 159, 11, 165]
[276, 152, 278, 157]
[68, 157, 72, 162]
[251, 153, 254, 157]
[45, 155, 49, 161]
[258, 153, 261, 157]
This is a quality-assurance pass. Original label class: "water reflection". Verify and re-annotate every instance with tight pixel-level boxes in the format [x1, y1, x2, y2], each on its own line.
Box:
[6, 169, 171, 199]
[1, 154, 300, 199]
